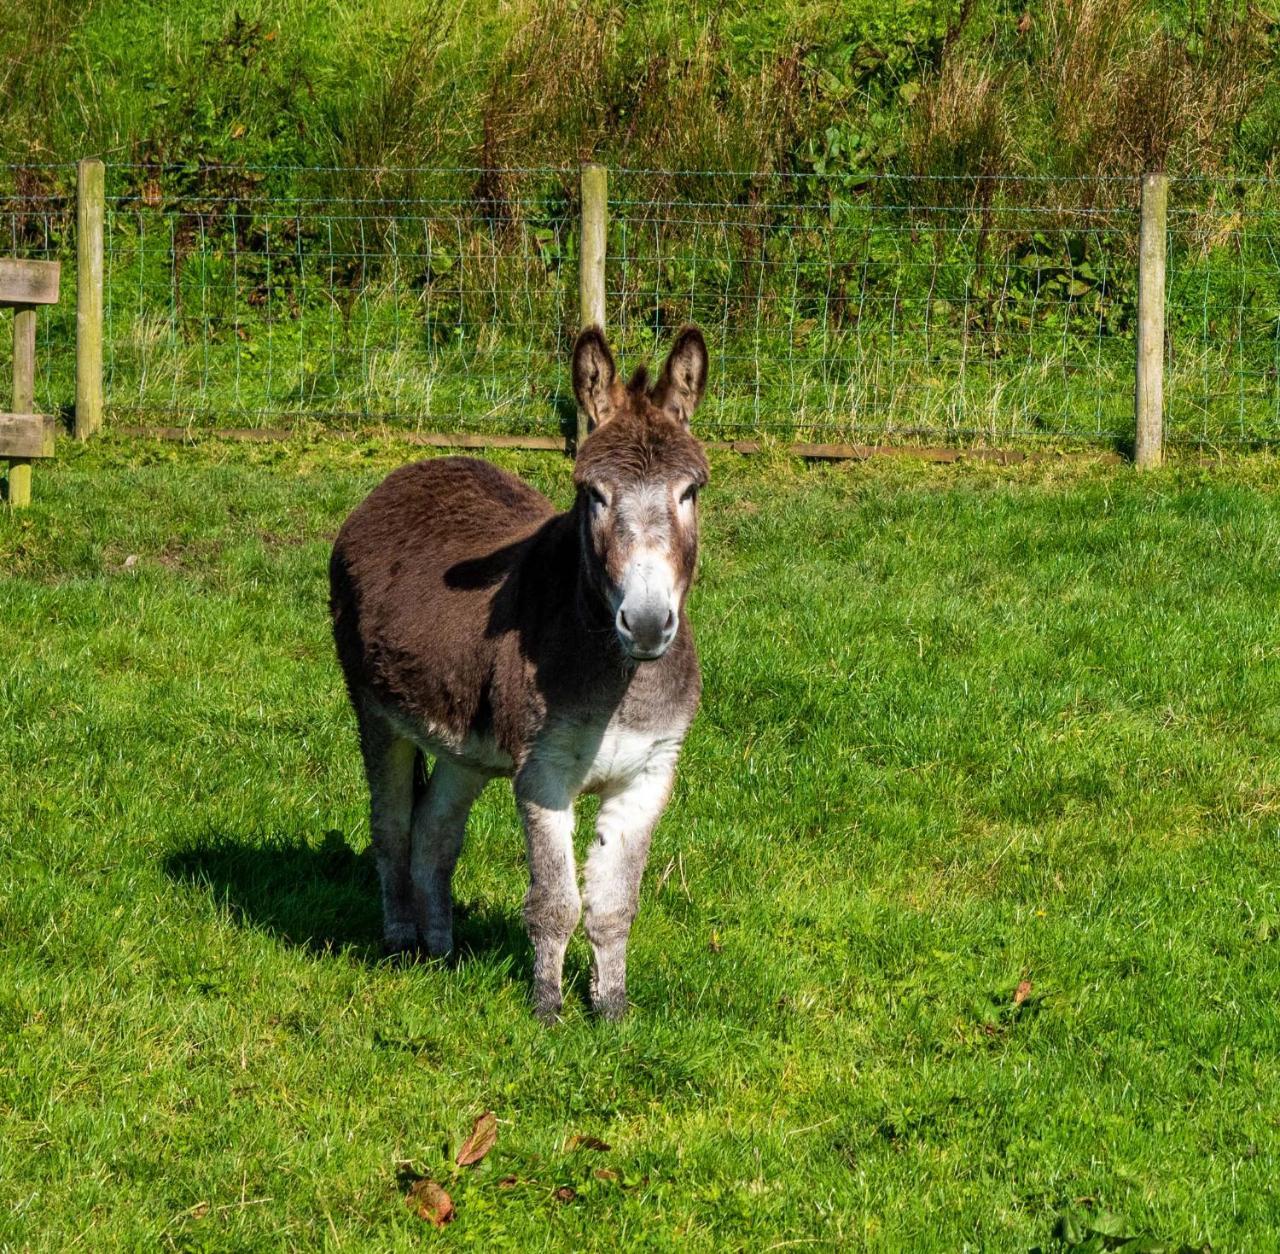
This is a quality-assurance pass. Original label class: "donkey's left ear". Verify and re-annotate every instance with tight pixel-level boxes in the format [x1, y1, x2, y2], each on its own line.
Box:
[651, 325, 708, 426]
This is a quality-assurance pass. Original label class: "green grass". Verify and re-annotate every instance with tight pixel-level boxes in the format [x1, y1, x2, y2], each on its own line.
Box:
[3, 437, 1280, 1248]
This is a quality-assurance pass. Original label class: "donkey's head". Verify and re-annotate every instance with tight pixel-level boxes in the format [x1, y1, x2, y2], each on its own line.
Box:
[571, 325, 711, 662]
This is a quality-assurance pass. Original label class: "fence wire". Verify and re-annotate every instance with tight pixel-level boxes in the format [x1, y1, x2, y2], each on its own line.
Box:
[0, 165, 1278, 446]
[1166, 179, 1280, 446]
[607, 171, 1136, 442]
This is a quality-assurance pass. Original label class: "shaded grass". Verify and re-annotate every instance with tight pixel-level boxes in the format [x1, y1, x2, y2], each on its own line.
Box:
[3, 438, 1280, 1247]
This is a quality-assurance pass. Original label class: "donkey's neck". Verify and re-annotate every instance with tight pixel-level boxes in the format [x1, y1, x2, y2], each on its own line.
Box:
[513, 502, 638, 710]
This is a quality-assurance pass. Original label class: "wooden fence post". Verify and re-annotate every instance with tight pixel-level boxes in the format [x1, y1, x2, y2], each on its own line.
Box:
[577, 162, 607, 450]
[9, 305, 36, 506]
[1135, 171, 1167, 469]
[76, 156, 105, 440]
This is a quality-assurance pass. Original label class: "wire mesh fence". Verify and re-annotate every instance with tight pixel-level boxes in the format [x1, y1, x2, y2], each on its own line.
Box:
[1, 163, 1278, 447]
[1166, 178, 1280, 446]
[607, 171, 1138, 443]
[0, 179, 76, 425]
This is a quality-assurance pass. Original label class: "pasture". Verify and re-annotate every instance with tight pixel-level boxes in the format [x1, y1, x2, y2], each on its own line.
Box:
[3, 437, 1279, 1249]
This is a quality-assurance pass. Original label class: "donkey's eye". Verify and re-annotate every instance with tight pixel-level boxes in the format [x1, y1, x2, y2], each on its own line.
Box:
[588, 485, 609, 509]
[679, 484, 699, 504]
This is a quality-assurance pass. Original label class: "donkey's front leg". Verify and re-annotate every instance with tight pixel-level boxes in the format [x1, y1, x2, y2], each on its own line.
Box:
[582, 765, 675, 1020]
[516, 785, 581, 1023]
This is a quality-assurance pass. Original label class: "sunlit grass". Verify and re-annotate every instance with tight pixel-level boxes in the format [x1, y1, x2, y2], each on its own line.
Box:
[2, 438, 1279, 1248]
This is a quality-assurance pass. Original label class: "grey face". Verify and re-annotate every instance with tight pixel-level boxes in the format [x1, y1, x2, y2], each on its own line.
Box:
[571, 323, 711, 664]
[582, 475, 700, 661]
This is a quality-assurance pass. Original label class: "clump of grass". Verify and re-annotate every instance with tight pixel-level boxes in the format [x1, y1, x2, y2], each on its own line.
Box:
[907, 53, 1010, 182]
[0, 0, 79, 162]
[910, 0, 1273, 180]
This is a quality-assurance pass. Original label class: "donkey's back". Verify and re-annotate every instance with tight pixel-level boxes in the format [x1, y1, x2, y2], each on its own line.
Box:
[330, 456, 555, 756]
[332, 454, 553, 635]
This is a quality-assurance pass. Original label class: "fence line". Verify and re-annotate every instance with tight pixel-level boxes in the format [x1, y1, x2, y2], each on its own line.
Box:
[2, 163, 1280, 450]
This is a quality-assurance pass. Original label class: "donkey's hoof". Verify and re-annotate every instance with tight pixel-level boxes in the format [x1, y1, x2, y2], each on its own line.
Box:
[532, 982, 564, 1024]
[382, 938, 422, 965]
[592, 992, 630, 1022]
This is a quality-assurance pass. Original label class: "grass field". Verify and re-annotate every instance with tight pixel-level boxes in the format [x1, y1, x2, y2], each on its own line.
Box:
[3, 438, 1280, 1249]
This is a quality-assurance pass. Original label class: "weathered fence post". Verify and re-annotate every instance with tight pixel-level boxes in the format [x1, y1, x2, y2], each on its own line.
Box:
[1135, 171, 1168, 469]
[9, 305, 36, 506]
[76, 156, 105, 440]
[577, 162, 608, 450]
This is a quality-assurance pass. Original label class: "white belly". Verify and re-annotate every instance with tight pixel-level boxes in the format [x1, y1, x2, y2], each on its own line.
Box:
[385, 701, 685, 796]
[385, 707, 515, 776]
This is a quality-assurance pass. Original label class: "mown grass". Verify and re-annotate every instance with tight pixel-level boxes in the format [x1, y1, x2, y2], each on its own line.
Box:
[3, 438, 1280, 1248]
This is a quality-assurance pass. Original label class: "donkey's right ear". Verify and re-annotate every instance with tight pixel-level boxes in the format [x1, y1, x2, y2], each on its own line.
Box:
[572, 326, 617, 430]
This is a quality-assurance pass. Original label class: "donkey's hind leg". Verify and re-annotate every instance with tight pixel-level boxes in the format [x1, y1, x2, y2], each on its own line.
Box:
[356, 707, 418, 955]
[410, 758, 488, 958]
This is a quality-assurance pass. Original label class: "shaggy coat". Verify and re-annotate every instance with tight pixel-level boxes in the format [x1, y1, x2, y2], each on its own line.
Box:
[330, 326, 710, 1020]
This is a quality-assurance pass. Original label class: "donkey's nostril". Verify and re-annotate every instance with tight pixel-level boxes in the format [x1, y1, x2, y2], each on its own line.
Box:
[618, 608, 631, 633]
[663, 609, 676, 633]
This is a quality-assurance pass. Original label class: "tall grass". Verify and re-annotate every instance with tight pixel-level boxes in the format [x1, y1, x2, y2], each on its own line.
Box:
[4, 1, 1278, 193]
[3, 3, 1279, 448]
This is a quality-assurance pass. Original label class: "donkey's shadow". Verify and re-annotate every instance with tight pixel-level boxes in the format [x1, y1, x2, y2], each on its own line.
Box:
[165, 830, 532, 977]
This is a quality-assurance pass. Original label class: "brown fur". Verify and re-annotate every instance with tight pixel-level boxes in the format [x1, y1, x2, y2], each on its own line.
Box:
[330, 326, 711, 1020]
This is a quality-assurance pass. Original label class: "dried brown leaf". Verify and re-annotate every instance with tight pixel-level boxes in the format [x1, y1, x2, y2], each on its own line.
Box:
[497, 1175, 519, 1190]
[1013, 979, 1033, 1007]
[554, 1186, 577, 1203]
[568, 1134, 611, 1153]
[456, 1110, 498, 1166]
[593, 1168, 619, 1182]
[405, 1179, 454, 1228]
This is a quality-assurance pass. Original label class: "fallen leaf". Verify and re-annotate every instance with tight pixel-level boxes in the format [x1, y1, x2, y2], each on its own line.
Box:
[1017, 12, 1032, 34]
[1013, 979, 1033, 1006]
[230, 124, 246, 140]
[142, 181, 162, 208]
[593, 1168, 619, 1182]
[405, 1179, 454, 1228]
[456, 1110, 498, 1166]
[554, 1186, 576, 1204]
[497, 1175, 519, 1190]
[122, 554, 139, 570]
[708, 930, 722, 953]
[568, 1134, 611, 1153]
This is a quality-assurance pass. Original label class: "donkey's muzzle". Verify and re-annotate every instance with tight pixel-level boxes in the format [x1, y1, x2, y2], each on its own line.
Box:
[616, 604, 677, 660]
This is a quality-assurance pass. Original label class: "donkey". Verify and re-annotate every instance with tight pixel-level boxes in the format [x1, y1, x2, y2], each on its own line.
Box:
[329, 326, 710, 1021]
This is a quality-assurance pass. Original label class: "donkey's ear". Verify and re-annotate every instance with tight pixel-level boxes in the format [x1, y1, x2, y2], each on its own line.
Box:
[651, 325, 708, 426]
[572, 326, 617, 430]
